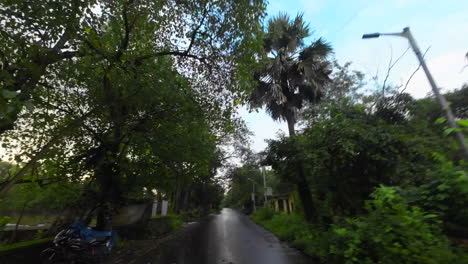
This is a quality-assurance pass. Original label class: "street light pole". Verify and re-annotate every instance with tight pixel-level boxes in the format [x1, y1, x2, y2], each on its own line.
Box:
[363, 27, 468, 160]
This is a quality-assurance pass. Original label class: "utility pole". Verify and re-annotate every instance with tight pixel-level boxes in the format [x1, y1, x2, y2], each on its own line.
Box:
[363, 27, 468, 160]
[262, 168, 267, 204]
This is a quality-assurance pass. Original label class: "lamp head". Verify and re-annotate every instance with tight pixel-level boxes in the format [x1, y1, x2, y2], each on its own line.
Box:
[362, 33, 380, 39]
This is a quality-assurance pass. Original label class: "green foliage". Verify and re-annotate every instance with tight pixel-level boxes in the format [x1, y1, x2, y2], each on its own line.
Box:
[411, 85, 468, 128]
[262, 85, 468, 262]
[265, 98, 445, 220]
[1, 0, 267, 228]
[250, 12, 333, 129]
[404, 156, 468, 235]
[34, 229, 45, 240]
[0, 216, 10, 231]
[323, 186, 467, 264]
[0, 181, 83, 211]
[115, 238, 128, 249]
[0, 237, 53, 252]
[262, 213, 311, 242]
[166, 215, 183, 231]
[458, 120, 468, 127]
[254, 187, 468, 264]
[251, 207, 275, 223]
[151, 215, 183, 231]
[222, 165, 268, 209]
[252, 209, 312, 242]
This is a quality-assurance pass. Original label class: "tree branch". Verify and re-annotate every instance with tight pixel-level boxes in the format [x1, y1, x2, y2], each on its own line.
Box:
[399, 46, 431, 95]
[0, 111, 94, 197]
[0, 177, 68, 188]
[382, 46, 410, 95]
[186, 4, 209, 55]
[136, 50, 207, 62]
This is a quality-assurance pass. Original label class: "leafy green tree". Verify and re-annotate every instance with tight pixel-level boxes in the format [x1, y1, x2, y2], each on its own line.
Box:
[412, 84, 468, 126]
[265, 93, 452, 223]
[223, 165, 272, 210]
[1, 0, 267, 229]
[0, 0, 100, 133]
[0, 161, 14, 180]
[323, 61, 365, 102]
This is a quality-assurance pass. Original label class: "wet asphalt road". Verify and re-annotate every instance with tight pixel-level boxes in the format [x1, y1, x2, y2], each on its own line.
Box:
[136, 208, 313, 264]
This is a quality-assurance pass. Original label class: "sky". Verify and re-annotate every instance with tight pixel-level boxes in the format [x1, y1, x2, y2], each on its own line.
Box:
[241, 0, 468, 153]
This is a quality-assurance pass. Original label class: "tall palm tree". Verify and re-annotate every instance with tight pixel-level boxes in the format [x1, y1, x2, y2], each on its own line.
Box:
[251, 13, 333, 136]
[251, 13, 332, 222]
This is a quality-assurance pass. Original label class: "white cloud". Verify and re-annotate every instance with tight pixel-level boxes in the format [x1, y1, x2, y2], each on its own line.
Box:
[403, 50, 468, 98]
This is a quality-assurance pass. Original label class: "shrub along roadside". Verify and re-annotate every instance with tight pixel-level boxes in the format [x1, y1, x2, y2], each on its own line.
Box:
[0, 217, 10, 231]
[251, 186, 468, 264]
[0, 237, 52, 252]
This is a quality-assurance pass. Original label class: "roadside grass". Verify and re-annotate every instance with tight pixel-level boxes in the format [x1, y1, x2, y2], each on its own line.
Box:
[251, 201, 468, 264]
[2, 215, 55, 225]
[151, 215, 183, 231]
[0, 237, 53, 252]
[251, 208, 316, 255]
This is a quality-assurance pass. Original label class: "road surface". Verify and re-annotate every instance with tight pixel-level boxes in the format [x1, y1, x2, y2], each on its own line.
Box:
[135, 208, 313, 264]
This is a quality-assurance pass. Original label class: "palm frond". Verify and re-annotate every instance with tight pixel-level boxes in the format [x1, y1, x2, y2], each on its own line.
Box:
[265, 12, 310, 53]
[299, 38, 333, 61]
[251, 12, 334, 122]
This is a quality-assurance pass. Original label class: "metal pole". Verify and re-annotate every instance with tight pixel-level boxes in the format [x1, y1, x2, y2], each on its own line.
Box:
[262, 168, 267, 204]
[402, 27, 468, 160]
[252, 181, 256, 212]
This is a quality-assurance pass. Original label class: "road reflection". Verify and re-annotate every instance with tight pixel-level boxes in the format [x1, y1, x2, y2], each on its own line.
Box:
[136, 208, 313, 264]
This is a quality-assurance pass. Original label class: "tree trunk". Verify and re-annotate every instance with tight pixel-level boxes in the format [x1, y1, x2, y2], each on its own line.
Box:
[10, 202, 27, 244]
[295, 163, 315, 222]
[95, 143, 121, 231]
[95, 164, 119, 231]
[286, 114, 316, 222]
[182, 188, 190, 211]
[285, 114, 296, 136]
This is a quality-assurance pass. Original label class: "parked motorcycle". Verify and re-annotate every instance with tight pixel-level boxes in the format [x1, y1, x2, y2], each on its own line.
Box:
[40, 221, 116, 264]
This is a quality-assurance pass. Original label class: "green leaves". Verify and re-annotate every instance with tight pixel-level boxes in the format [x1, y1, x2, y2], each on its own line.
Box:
[1, 90, 17, 99]
[0, 216, 11, 231]
[435, 117, 446, 125]
[457, 120, 468, 127]
[0, 0, 268, 223]
[443, 127, 461, 136]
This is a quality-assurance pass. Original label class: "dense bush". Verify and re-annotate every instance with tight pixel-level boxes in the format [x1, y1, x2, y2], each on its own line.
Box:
[403, 156, 468, 236]
[252, 209, 318, 255]
[324, 186, 466, 264]
[265, 101, 447, 222]
[253, 186, 468, 264]
[0, 216, 10, 231]
[0, 181, 83, 211]
[251, 207, 275, 223]
[166, 215, 183, 231]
